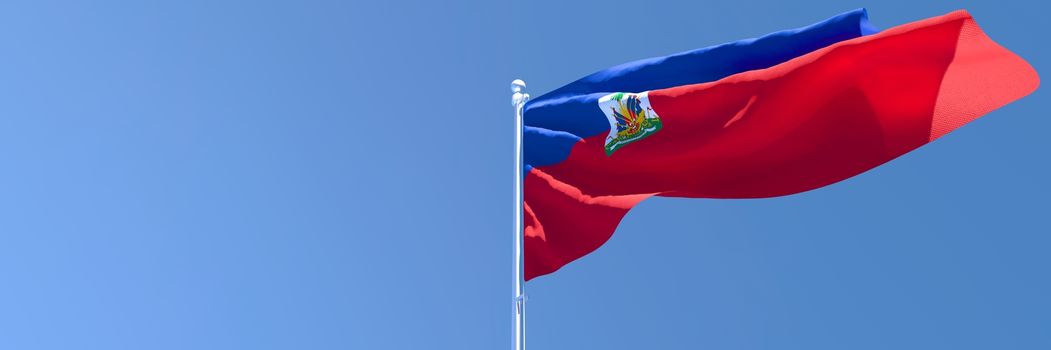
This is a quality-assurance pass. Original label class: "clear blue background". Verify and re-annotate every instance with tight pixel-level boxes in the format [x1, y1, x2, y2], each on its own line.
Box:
[0, 1, 1046, 349]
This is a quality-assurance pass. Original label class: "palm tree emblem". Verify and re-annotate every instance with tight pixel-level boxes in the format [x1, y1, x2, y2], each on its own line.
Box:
[601, 92, 663, 156]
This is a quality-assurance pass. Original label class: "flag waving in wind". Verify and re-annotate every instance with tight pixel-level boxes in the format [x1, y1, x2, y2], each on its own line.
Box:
[522, 9, 1039, 281]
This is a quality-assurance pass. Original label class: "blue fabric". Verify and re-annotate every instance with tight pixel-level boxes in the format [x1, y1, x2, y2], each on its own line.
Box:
[522, 8, 878, 169]
[524, 126, 582, 168]
[524, 92, 609, 141]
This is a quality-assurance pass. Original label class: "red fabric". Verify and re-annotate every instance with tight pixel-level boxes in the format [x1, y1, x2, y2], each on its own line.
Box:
[524, 11, 1039, 281]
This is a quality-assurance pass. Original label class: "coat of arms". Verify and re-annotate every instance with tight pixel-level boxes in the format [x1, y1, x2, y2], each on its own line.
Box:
[598, 92, 663, 156]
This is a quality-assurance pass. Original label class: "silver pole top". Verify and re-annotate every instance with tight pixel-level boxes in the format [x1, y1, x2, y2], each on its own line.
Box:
[511, 79, 529, 108]
[511, 79, 526, 93]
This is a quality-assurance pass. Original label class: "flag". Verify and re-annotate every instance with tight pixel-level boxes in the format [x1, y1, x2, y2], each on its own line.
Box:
[522, 9, 1039, 281]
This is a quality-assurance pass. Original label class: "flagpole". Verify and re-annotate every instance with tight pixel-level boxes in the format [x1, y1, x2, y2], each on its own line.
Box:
[511, 79, 529, 350]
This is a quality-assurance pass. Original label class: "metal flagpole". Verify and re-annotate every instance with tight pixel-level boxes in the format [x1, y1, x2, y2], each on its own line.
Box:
[511, 79, 529, 350]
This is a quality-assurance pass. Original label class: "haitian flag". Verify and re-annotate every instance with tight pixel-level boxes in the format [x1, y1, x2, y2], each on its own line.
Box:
[523, 9, 1039, 281]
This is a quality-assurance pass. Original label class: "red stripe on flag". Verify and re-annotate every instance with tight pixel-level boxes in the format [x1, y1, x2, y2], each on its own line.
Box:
[524, 168, 650, 280]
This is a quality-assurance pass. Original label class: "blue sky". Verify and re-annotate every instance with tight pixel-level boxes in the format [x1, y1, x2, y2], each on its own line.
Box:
[0, 0, 1047, 349]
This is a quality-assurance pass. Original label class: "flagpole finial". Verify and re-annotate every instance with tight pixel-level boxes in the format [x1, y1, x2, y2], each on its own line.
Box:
[511, 79, 529, 108]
